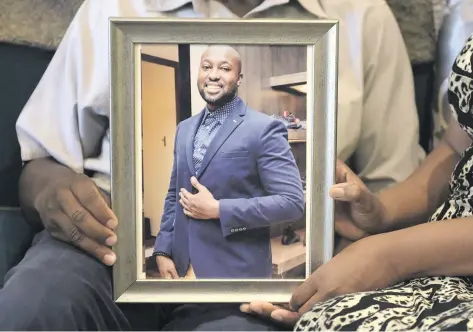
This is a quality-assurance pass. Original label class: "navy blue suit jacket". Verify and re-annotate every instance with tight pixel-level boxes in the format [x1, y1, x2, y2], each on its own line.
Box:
[153, 98, 305, 278]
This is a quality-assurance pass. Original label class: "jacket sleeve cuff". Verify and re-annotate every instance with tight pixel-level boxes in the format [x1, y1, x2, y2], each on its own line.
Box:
[218, 199, 246, 237]
[153, 232, 173, 256]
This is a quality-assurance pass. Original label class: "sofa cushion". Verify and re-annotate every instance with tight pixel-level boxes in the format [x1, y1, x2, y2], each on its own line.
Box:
[0, 42, 54, 206]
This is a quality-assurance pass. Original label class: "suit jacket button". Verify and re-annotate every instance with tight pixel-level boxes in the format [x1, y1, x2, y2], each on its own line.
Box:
[231, 229, 235, 232]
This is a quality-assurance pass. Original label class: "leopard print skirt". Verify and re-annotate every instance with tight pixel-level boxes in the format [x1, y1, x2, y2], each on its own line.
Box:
[295, 276, 473, 331]
[295, 34, 473, 331]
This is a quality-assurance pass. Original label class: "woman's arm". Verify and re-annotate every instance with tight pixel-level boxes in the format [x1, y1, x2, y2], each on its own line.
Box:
[377, 118, 472, 232]
[379, 217, 473, 279]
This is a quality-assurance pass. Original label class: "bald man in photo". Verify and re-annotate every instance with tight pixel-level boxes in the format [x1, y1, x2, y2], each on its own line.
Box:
[152, 45, 305, 279]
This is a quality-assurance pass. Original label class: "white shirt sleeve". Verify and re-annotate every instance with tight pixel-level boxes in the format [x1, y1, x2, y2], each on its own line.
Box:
[15, 0, 111, 178]
[353, 1, 426, 192]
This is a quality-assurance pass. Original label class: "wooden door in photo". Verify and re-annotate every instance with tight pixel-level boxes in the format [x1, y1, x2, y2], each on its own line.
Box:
[141, 58, 177, 236]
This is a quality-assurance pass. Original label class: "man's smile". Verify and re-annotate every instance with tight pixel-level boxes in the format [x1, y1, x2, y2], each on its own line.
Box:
[205, 83, 223, 93]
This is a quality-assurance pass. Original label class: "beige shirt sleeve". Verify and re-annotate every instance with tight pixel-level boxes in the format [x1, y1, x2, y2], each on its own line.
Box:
[15, 0, 426, 194]
[352, 1, 425, 192]
[15, 0, 112, 185]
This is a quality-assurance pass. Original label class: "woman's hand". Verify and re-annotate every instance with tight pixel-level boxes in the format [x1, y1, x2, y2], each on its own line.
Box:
[290, 235, 399, 312]
[240, 302, 301, 327]
[332, 160, 389, 240]
[241, 235, 400, 326]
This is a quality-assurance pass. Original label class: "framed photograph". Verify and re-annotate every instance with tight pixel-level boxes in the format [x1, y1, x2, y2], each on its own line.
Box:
[110, 17, 338, 303]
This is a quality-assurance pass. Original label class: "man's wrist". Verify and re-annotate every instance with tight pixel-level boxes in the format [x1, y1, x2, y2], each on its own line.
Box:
[212, 200, 220, 219]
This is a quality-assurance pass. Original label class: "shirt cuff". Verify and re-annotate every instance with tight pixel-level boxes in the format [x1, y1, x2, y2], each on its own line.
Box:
[152, 252, 171, 258]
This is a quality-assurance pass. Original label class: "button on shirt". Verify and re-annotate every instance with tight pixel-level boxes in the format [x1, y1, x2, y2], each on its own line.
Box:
[193, 97, 238, 174]
[15, 0, 425, 194]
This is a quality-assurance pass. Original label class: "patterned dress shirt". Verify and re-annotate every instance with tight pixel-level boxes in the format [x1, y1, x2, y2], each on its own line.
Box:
[192, 96, 240, 175]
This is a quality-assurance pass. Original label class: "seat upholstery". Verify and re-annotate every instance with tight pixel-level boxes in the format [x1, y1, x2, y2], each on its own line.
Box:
[432, 0, 473, 145]
[0, 43, 54, 206]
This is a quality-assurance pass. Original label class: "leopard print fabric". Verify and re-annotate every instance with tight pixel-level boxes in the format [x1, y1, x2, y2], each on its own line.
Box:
[295, 34, 473, 331]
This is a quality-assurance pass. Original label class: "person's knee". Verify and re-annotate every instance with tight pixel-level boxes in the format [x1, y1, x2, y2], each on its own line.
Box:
[0, 232, 125, 330]
[0, 209, 35, 287]
[0, 283, 99, 330]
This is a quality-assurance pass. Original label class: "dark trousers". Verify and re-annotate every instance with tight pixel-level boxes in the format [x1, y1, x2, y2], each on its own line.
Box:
[0, 208, 35, 288]
[0, 212, 286, 331]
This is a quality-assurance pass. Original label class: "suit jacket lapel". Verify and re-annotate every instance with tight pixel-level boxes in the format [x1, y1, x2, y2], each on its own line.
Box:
[186, 110, 205, 176]
[197, 99, 246, 179]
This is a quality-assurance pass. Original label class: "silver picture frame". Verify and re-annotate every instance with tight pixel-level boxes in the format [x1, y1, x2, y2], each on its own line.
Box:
[110, 17, 338, 303]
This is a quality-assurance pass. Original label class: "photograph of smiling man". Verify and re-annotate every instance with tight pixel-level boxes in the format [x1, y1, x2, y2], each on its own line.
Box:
[140, 43, 308, 280]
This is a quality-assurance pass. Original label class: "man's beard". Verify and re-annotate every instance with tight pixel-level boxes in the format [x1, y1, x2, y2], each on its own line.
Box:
[198, 83, 238, 109]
